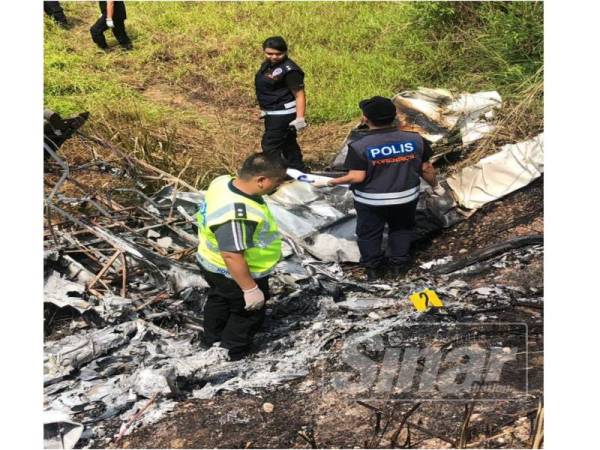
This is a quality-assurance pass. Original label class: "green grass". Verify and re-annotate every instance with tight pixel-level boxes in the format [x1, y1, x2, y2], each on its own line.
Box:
[45, 1, 543, 124]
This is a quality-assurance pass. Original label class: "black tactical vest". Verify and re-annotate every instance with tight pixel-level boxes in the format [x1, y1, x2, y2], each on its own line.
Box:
[255, 58, 304, 111]
[349, 128, 426, 206]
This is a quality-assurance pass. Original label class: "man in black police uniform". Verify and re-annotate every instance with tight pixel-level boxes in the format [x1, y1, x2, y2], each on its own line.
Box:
[90, 1, 132, 51]
[255, 36, 308, 172]
[314, 96, 445, 279]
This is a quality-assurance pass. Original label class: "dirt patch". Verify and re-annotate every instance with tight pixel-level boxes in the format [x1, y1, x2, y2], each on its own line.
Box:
[141, 81, 351, 172]
[120, 371, 541, 448]
[117, 386, 319, 449]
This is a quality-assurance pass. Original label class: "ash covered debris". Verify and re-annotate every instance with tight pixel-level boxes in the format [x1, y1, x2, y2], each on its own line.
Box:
[44, 245, 542, 448]
[43, 91, 543, 448]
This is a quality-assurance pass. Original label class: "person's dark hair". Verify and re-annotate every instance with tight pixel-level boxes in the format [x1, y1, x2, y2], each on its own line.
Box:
[238, 153, 287, 180]
[370, 117, 396, 127]
[262, 36, 288, 52]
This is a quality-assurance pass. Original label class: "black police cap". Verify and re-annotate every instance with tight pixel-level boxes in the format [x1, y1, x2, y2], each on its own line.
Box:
[359, 96, 397, 123]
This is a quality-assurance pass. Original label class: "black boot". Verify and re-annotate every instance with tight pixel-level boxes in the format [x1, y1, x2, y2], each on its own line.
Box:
[227, 346, 250, 362]
[366, 266, 384, 282]
[387, 264, 409, 279]
[195, 333, 219, 350]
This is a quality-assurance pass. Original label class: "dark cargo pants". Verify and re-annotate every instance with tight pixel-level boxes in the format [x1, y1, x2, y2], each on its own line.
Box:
[261, 114, 306, 172]
[44, 1, 68, 26]
[199, 268, 270, 360]
[354, 199, 418, 269]
[90, 15, 131, 49]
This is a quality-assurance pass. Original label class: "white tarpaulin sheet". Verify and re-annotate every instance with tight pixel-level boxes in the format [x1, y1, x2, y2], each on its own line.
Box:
[446, 133, 544, 209]
[392, 88, 501, 143]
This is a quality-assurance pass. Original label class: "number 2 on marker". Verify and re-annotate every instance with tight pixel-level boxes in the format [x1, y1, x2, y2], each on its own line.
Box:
[409, 289, 443, 312]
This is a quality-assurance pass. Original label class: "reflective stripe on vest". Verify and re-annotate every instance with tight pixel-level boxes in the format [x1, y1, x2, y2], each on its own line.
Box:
[261, 107, 297, 116]
[196, 253, 277, 279]
[197, 175, 282, 279]
[353, 185, 420, 206]
[201, 224, 279, 253]
[204, 202, 269, 226]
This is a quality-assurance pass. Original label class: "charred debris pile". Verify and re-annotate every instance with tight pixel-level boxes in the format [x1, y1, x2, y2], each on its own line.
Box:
[43, 88, 543, 448]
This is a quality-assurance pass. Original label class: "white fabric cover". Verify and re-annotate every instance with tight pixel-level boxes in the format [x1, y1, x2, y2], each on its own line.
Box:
[447, 133, 544, 209]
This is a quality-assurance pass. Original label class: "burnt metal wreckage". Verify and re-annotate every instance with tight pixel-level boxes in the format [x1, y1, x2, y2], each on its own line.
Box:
[43, 90, 544, 449]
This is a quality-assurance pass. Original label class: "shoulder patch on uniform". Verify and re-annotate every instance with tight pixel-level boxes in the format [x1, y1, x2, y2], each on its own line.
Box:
[234, 203, 247, 219]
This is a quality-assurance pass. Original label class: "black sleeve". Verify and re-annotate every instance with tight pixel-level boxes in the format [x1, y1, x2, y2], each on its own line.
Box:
[343, 144, 368, 171]
[284, 71, 305, 91]
[422, 139, 433, 163]
[212, 220, 258, 252]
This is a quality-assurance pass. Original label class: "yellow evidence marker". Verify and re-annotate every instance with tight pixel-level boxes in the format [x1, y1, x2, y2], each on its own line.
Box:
[409, 289, 444, 312]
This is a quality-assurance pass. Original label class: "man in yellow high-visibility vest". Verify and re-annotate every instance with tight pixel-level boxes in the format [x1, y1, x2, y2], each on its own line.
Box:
[196, 153, 287, 360]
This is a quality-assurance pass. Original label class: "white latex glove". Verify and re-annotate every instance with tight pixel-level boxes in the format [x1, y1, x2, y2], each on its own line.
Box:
[243, 285, 265, 311]
[312, 179, 333, 188]
[289, 117, 307, 131]
[106, 18, 115, 28]
[433, 184, 446, 196]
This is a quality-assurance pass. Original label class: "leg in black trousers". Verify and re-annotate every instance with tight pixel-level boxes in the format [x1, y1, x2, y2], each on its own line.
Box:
[386, 200, 418, 266]
[44, 1, 68, 27]
[202, 291, 230, 346]
[354, 202, 387, 269]
[281, 128, 306, 172]
[261, 114, 306, 171]
[111, 19, 132, 48]
[199, 268, 270, 360]
[90, 15, 109, 49]
[220, 291, 268, 360]
[90, 16, 131, 49]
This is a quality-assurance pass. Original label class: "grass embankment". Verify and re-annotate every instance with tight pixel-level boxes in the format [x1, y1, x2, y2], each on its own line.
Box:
[45, 1, 543, 188]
